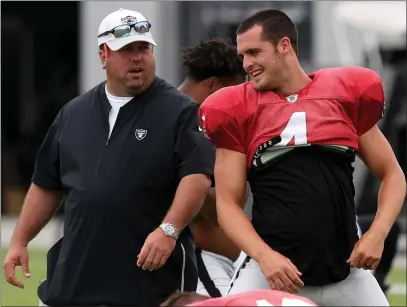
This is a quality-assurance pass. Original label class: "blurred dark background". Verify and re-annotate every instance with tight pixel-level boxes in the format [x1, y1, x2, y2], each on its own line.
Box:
[2, 1, 78, 214]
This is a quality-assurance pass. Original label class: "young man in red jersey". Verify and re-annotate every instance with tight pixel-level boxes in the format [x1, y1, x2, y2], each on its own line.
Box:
[161, 289, 317, 306]
[199, 9, 406, 306]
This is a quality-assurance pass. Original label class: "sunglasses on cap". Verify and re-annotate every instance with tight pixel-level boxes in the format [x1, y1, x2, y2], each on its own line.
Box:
[97, 21, 151, 39]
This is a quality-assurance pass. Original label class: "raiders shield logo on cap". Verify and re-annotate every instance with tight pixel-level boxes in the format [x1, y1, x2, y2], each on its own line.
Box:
[121, 16, 137, 25]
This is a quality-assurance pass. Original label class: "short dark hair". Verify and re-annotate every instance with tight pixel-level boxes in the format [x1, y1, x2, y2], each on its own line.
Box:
[160, 290, 209, 306]
[180, 38, 246, 82]
[236, 9, 298, 55]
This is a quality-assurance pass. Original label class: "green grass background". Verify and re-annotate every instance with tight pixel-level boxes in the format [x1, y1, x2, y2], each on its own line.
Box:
[1, 248, 406, 306]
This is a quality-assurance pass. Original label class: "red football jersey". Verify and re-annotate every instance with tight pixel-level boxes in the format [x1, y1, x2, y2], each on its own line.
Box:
[187, 290, 317, 306]
[199, 66, 385, 167]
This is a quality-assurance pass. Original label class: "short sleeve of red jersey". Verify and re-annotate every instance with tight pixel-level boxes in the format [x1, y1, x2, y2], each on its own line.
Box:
[349, 67, 385, 135]
[199, 87, 245, 154]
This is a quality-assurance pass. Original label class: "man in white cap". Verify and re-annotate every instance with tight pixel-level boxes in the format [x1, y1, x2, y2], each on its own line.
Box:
[96, 8, 158, 96]
[3, 8, 215, 306]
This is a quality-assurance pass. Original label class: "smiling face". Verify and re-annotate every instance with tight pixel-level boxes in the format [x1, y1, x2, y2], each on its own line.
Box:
[99, 41, 156, 96]
[237, 25, 287, 92]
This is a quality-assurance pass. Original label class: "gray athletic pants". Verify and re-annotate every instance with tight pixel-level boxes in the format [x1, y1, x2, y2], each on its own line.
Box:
[196, 250, 235, 297]
[227, 257, 389, 306]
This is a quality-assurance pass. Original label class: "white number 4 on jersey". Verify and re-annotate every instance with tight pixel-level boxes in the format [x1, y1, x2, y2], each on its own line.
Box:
[279, 112, 307, 146]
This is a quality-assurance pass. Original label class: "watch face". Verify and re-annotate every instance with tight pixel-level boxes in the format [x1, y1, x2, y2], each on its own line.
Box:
[164, 225, 175, 235]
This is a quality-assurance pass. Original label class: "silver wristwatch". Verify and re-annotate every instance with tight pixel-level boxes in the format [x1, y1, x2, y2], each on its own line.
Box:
[159, 223, 179, 240]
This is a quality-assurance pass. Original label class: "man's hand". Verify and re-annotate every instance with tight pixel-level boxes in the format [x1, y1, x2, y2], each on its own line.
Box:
[3, 244, 31, 289]
[347, 230, 384, 270]
[257, 249, 304, 294]
[137, 228, 176, 271]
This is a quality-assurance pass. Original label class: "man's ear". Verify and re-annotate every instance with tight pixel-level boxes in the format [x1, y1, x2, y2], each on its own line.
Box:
[205, 76, 219, 94]
[99, 44, 108, 69]
[209, 77, 225, 94]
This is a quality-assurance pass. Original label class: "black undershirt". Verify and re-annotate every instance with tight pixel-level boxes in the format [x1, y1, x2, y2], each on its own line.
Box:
[248, 146, 359, 286]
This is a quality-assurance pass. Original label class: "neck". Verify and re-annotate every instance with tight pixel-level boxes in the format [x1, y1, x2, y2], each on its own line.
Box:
[275, 61, 312, 96]
[178, 79, 203, 103]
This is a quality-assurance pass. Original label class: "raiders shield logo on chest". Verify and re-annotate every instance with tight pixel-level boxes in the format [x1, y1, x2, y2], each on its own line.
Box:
[135, 129, 147, 140]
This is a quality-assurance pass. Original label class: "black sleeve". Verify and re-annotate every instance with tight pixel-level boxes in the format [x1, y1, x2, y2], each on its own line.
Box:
[31, 109, 63, 190]
[175, 103, 215, 180]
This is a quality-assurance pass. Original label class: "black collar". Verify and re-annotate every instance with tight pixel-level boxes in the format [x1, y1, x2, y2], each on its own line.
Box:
[97, 76, 162, 113]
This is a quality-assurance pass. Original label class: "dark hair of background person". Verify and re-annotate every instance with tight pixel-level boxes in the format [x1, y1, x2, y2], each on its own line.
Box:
[180, 38, 247, 84]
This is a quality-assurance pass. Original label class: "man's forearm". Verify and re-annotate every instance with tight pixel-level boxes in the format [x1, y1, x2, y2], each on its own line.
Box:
[199, 183, 250, 226]
[370, 171, 406, 238]
[11, 183, 63, 247]
[197, 188, 218, 225]
[163, 174, 211, 232]
[217, 200, 271, 261]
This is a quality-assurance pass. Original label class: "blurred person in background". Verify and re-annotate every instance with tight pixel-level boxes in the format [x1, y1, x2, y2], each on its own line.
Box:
[178, 38, 248, 298]
[3, 8, 215, 306]
[199, 8, 406, 306]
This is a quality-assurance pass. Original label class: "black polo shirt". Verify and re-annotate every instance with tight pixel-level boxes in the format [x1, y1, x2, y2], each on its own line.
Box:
[34, 77, 215, 306]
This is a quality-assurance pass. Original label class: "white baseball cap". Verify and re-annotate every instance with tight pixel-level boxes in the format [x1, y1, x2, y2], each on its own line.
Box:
[97, 8, 157, 51]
